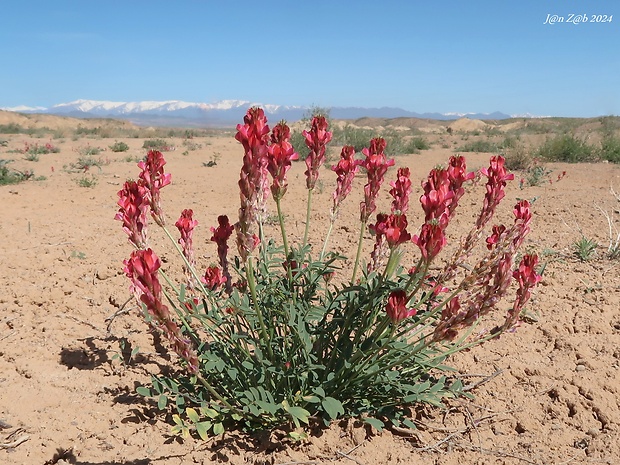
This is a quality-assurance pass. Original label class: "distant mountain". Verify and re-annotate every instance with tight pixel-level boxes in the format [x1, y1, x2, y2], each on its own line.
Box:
[1, 99, 514, 127]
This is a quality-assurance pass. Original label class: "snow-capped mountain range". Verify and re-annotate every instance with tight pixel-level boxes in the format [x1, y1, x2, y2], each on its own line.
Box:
[1, 99, 516, 127]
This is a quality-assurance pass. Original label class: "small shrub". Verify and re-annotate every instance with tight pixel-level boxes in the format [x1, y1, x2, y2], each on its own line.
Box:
[503, 144, 532, 171]
[110, 141, 130, 153]
[24, 153, 40, 162]
[573, 236, 597, 261]
[535, 134, 594, 162]
[182, 139, 202, 151]
[76, 175, 98, 188]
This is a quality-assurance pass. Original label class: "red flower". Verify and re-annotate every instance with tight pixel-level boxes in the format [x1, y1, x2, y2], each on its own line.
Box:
[303, 115, 332, 190]
[360, 138, 395, 223]
[201, 265, 227, 291]
[235, 108, 270, 260]
[331, 145, 361, 217]
[486, 224, 507, 250]
[446, 155, 475, 215]
[175, 209, 198, 262]
[502, 254, 542, 332]
[369, 213, 411, 248]
[420, 167, 452, 223]
[412, 220, 446, 262]
[476, 156, 514, 229]
[267, 121, 299, 200]
[389, 167, 412, 214]
[138, 150, 172, 227]
[116, 180, 149, 249]
[512, 199, 532, 247]
[385, 289, 416, 323]
[211, 215, 234, 290]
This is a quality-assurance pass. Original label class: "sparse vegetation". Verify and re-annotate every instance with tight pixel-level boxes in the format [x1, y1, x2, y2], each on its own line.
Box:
[573, 236, 597, 261]
[0, 159, 34, 185]
[76, 174, 98, 188]
[143, 139, 175, 151]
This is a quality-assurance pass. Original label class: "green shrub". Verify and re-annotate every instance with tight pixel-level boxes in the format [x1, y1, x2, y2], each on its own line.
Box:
[143, 139, 174, 151]
[534, 134, 595, 162]
[600, 134, 620, 163]
[109, 141, 130, 152]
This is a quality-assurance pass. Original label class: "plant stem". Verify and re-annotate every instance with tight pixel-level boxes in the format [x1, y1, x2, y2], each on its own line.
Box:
[302, 188, 313, 250]
[351, 221, 367, 284]
[196, 373, 245, 417]
[275, 197, 290, 259]
[246, 257, 274, 360]
[320, 218, 335, 261]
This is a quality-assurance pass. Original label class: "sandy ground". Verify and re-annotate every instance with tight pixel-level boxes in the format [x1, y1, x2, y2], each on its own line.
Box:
[1, 119, 619, 465]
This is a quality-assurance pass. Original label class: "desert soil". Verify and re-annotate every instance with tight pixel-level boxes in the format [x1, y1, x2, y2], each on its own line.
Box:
[1, 117, 619, 465]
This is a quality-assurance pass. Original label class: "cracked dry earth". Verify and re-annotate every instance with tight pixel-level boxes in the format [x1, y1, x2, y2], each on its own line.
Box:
[1, 129, 619, 465]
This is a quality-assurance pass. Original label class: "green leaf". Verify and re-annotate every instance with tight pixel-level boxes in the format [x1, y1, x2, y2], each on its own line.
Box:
[402, 418, 417, 429]
[321, 397, 344, 420]
[212, 422, 225, 435]
[195, 421, 212, 441]
[200, 407, 218, 419]
[136, 386, 151, 397]
[157, 395, 168, 410]
[186, 407, 200, 424]
[172, 414, 184, 426]
[363, 417, 384, 431]
[302, 395, 321, 404]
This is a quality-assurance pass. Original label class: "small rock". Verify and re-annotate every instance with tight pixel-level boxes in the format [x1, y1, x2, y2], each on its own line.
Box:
[586, 428, 599, 437]
[575, 364, 586, 372]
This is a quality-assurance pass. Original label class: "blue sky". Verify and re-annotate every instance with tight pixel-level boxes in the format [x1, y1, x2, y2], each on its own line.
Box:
[1, 1, 618, 117]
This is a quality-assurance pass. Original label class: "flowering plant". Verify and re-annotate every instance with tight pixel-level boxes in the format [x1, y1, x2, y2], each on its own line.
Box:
[116, 108, 540, 438]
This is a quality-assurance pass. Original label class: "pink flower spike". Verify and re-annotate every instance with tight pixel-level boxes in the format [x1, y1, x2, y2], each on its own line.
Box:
[175, 209, 198, 261]
[124, 249, 199, 373]
[503, 254, 542, 332]
[267, 121, 299, 200]
[476, 155, 515, 229]
[331, 145, 361, 217]
[115, 180, 149, 249]
[385, 289, 416, 323]
[235, 107, 270, 260]
[210, 215, 235, 292]
[389, 167, 412, 214]
[360, 138, 395, 223]
[303, 115, 333, 190]
[138, 150, 172, 227]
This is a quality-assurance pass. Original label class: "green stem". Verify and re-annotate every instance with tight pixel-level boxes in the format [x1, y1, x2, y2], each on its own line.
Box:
[351, 221, 367, 284]
[196, 374, 245, 417]
[161, 225, 212, 300]
[246, 257, 274, 360]
[275, 197, 290, 259]
[302, 188, 313, 250]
